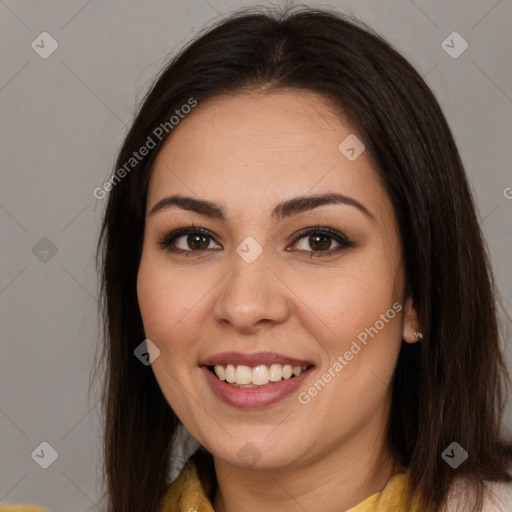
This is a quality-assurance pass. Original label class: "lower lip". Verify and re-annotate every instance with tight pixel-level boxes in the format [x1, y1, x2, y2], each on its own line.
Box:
[201, 366, 313, 409]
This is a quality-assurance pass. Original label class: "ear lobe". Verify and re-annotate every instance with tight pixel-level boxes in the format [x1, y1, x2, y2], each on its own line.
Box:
[402, 294, 421, 344]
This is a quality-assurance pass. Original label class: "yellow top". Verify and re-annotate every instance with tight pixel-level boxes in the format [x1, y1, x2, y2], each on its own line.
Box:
[158, 458, 424, 512]
[0, 460, 423, 512]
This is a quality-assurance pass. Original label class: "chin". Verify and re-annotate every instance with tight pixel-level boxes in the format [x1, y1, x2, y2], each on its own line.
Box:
[208, 437, 306, 472]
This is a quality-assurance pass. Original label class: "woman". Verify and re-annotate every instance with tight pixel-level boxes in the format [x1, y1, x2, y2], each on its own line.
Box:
[6, 5, 511, 512]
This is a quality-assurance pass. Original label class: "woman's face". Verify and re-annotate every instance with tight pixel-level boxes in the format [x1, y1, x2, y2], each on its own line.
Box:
[137, 90, 419, 471]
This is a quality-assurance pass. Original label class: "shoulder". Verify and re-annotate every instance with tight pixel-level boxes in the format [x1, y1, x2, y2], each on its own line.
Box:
[482, 479, 512, 511]
[0, 507, 48, 512]
[443, 476, 512, 511]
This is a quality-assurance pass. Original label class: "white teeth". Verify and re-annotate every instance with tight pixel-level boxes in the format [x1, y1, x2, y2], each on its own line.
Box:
[269, 364, 283, 381]
[212, 363, 309, 386]
[252, 365, 269, 385]
[214, 365, 225, 380]
[235, 365, 252, 385]
[225, 364, 236, 383]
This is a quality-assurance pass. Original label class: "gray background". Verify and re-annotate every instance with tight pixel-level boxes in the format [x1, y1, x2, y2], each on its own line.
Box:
[1, 0, 511, 510]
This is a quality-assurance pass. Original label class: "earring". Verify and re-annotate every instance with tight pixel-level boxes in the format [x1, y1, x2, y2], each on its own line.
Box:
[414, 330, 423, 341]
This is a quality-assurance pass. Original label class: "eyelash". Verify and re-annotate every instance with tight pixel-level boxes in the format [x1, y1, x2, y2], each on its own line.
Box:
[156, 224, 357, 258]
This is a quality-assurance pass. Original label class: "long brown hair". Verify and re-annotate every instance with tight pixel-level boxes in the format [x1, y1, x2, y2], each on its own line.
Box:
[94, 5, 512, 511]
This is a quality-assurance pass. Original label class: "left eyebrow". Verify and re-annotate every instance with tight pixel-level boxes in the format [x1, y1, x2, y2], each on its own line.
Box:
[271, 192, 376, 224]
[149, 192, 376, 223]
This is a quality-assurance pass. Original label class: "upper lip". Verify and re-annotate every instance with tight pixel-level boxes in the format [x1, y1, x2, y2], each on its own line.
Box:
[201, 351, 315, 368]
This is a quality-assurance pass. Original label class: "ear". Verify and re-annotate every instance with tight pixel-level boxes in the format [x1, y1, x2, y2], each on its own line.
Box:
[402, 294, 421, 344]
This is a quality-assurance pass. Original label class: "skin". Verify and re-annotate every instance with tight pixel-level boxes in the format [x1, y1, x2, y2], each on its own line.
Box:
[136, 90, 421, 512]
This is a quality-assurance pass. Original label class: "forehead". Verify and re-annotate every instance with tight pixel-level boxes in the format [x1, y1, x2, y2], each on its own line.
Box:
[148, 90, 389, 220]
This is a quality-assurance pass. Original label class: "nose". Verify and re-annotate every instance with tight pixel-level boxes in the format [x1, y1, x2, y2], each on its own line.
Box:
[212, 249, 291, 334]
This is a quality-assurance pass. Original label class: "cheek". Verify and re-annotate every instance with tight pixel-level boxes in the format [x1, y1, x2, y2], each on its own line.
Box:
[291, 244, 404, 401]
[136, 257, 205, 418]
[136, 257, 195, 347]
[298, 271, 403, 426]
[136, 253, 224, 368]
[292, 258, 400, 342]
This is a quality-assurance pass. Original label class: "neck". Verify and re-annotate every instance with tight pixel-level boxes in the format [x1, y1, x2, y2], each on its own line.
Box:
[212, 416, 402, 512]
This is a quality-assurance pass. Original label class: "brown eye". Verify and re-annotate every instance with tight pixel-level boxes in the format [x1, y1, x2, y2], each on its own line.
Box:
[307, 234, 333, 251]
[185, 233, 211, 250]
[289, 226, 357, 257]
[157, 227, 221, 253]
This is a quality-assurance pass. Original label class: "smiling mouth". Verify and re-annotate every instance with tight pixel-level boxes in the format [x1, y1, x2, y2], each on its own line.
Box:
[208, 363, 314, 388]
